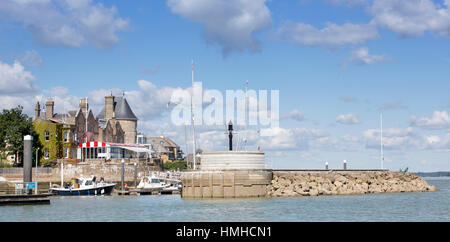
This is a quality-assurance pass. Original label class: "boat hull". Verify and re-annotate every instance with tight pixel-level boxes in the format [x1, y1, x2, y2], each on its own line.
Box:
[131, 187, 165, 195]
[50, 184, 115, 196]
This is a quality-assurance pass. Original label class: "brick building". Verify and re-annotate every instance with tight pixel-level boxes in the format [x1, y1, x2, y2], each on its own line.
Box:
[33, 96, 129, 164]
[96, 95, 137, 144]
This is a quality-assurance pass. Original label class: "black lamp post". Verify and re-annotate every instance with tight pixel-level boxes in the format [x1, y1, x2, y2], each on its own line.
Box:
[228, 121, 233, 151]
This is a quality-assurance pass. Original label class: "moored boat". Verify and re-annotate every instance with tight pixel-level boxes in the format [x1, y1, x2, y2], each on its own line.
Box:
[49, 176, 116, 196]
[132, 176, 170, 195]
[161, 183, 181, 194]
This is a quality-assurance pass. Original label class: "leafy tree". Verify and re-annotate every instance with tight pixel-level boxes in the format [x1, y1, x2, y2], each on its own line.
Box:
[0, 106, 42, 167]
[163, 160, 187, 171]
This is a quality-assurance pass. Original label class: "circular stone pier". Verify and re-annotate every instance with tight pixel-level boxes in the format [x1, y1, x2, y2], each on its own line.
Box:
[200, 151, 266, 170]
[181, 151, 273, 199]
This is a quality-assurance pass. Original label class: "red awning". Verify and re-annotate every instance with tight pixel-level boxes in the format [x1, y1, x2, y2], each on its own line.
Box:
[78, 142, 109, 148]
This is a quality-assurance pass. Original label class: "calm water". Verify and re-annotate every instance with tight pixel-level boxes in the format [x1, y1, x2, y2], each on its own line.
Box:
[1, 178, 449, 222]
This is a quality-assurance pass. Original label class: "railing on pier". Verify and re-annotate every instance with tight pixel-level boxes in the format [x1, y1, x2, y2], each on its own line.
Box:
[0, 168, 53, 175]
[147, 171, 181, 183]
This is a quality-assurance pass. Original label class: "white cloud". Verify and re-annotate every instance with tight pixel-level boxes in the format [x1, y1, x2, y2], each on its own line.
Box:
[425, 133, 450, 150]
[0, 61, 38, 95]
[167, 0, 272, 56]
[347, 47, 390, 65]
[257, 127, 330, 151]
[84, 81, 184, 121]
[0, 60, 40, 115]
[410, 110, 450, 130]
[0, 0, 129, 49]
[276, 21, 379, 48]
[125, 80, 186, 120]
[363, 127, 422, 150]
[336, 113, 360, 124]
[342, 134, 360, 143]
[363, 127, 450, 151]
[42, 86, 80, 113]
[369, 0, 450, 38]
[280, 109, 306, 122]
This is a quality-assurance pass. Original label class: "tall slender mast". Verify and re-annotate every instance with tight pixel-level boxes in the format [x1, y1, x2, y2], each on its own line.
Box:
[184, 124, 188, 162]
[191, 60, 197, 170]
[244, 80, 249, 151]
[85, 97, 88, 143]
[380, 113, 384, 169]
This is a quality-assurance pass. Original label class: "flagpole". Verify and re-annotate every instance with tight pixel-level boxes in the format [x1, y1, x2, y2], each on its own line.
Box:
[191, 60, 197, 170]
[85, 97, 88, 143]
[244, 80, 249, 151]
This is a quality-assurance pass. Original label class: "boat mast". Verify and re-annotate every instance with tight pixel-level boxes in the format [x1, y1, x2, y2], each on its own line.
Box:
[184, 124, 188, 164]
[380, 113, 384, 170]
[244, 80, 249, 151]
[85, 97, 88, 143]
[191, 60, 197, 170]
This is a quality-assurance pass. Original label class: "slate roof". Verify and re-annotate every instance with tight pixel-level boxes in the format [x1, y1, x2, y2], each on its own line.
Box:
[146, 136, 178, 148]
[145, 136, 180, 154]
[96, 96, 138, 120]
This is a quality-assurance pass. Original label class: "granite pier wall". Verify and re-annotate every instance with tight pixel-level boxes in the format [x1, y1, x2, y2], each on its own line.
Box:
[181, 170, 438, 199]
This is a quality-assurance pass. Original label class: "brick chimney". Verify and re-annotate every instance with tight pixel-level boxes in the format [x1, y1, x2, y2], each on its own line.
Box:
[105, 95, 114, 119]
[79, 98, 89, 115]
[35, 101, 40, 120]
[45, 99, 54, 120]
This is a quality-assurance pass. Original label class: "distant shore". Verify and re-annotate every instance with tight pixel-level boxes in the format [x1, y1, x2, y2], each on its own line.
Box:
[415, 171, 450, 177]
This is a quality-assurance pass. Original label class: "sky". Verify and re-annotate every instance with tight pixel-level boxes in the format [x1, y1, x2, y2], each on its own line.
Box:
[0, 0, 449, 171]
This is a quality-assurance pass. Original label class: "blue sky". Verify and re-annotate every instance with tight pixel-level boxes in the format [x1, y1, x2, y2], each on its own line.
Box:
[0, 0, 449, 171]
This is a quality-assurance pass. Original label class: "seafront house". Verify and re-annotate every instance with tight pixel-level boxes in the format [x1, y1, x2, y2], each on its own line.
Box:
[31, 94, 182, 165]
[32, 97, 128, 164]
[145, 136, 183, 163]
[96, 95, 137, 144]
[33, 98, 99, 164]
[77, 94, 149, 161]
[33, 99, 67, 165]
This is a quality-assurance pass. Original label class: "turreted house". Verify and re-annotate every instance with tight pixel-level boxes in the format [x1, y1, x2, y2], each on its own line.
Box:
[96, 95, 138, 144]
[32, 97, 129, 164]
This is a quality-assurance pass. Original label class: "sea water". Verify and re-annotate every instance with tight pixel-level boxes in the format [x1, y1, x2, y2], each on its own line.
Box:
[1, 178, 449, 222]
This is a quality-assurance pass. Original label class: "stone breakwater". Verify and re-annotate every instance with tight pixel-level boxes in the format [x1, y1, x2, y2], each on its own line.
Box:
[267, 171, 438, 197]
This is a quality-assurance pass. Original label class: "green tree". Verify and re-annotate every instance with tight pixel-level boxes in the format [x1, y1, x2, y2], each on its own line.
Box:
[0, 106, 42, 167]
[163, 160, 187, 171]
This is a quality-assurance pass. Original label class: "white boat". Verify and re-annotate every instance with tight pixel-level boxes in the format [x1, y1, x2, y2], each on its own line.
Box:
[134, 176, 170, 194]
[49, 176, 116, 196]
[161, 183, 182, 194]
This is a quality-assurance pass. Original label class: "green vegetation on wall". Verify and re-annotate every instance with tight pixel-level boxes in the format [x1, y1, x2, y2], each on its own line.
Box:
[163, 160, 187, 171]
[33, 119, 63, 165]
